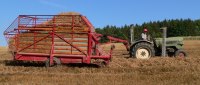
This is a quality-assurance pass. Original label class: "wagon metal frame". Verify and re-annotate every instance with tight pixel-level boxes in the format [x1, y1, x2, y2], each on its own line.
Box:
[4, 15, 115, 66]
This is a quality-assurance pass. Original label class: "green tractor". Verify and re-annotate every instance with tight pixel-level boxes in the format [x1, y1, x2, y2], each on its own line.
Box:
[129, 37, 186, 59]
[129, 27, 187, 59]
[103, 27, 186, 59]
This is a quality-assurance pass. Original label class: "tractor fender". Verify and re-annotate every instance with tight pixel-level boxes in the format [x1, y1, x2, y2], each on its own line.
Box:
[130, 40, 153, 49]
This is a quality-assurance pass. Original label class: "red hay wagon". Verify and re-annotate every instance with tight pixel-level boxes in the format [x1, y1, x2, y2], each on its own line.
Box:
[4, 14, 116, 66]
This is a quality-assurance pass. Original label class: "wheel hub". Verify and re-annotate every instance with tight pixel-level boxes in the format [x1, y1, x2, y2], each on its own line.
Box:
[141, 51, 146, 56]
[136, 48, 150, 59]
[178, 53, 185, 58]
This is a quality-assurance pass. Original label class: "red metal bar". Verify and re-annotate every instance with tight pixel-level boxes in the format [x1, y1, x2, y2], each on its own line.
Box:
[18, 15, 39, 20]
[15, 54, 48, 61]
[49, 17, 56, 66]
[54, 33, 87, 56]
[18, 34, 51, 52]
[107, 36, 130, 51]
[87, 33, 92, 56]
[18, 52, 86, 58]
[19, 15, 82, 17]
[16, 16, 21, 52]
[18, 24, 82, 27]
[34, 17, 37, 49]
[107, 36, 128, 43]
[16, 28, 53, 31]
[71, 15, 75, 54]
[60, 58, 82, 64]
[85, 33, 92, 64]
[92, 34, 101, 43]
[81, 16, 94, 32]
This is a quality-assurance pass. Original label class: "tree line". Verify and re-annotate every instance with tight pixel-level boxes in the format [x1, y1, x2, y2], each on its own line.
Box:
[95, 19, 200, 42]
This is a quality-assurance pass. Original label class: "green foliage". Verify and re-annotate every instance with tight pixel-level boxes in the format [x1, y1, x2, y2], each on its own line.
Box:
[95, 19, 200, 42]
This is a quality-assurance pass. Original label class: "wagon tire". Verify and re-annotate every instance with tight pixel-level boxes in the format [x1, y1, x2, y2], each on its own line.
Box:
[45, 57, 61, 67]
[45, 59, 50, 67]
[53, 57, 61, 66]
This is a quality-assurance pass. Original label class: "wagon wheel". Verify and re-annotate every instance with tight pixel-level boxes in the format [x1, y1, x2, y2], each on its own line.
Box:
[45, 57, 61, 67]
[45, 59, 50, 67]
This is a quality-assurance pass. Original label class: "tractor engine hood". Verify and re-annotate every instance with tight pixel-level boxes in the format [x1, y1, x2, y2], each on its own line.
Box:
[155, 37, 184, 47]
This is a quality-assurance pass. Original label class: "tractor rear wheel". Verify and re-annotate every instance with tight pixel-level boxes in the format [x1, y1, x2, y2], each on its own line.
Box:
[133, 43, 155, 59]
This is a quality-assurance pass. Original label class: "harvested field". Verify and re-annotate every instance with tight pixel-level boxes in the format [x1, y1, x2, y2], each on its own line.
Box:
[0, 40, 200, 85]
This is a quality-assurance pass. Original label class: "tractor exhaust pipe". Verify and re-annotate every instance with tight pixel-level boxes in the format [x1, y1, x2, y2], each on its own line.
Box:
[161, 27, 167, 57]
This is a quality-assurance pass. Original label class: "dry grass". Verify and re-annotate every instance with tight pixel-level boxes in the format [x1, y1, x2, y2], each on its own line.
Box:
[0, 40, 200, 85]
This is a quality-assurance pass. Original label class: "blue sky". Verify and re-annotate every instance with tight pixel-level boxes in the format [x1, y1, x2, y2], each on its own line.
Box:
[0, 0, 200, 46]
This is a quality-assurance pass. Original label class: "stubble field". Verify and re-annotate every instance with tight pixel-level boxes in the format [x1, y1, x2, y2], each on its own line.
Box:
[0, 40, 200, 85]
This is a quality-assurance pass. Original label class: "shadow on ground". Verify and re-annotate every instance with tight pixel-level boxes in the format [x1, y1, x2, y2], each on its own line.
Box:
[2, 60, 101, 68]
[3, 60, 46, 67]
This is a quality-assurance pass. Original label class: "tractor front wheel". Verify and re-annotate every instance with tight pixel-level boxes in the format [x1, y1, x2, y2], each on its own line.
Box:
[175, 50, 187, 58]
